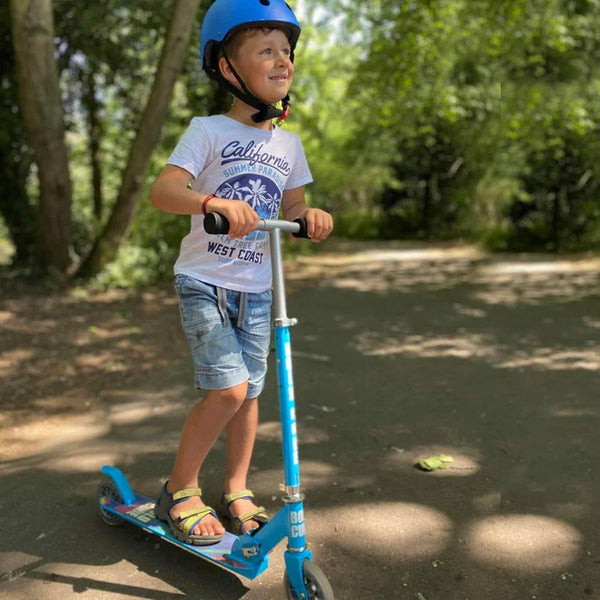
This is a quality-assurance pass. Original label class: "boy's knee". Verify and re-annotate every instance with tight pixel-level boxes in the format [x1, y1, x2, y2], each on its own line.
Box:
[209, 382, 248, 412]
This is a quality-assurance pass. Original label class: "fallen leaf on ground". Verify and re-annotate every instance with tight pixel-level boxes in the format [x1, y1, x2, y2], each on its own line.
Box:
[416, 454, 454, 471]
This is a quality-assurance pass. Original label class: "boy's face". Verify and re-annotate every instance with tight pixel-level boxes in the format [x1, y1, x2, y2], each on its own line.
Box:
[221, 28, 294, 105]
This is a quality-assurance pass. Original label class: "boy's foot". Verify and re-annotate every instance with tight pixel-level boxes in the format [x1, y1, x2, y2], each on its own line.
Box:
[169, 492, 226, 538]
[221, 489, 269, 535]
[227, 497, 261, 533]
[154, 483, 225, 545]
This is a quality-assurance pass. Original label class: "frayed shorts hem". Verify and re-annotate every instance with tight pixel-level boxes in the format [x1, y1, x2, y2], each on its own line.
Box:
[194, 368, 266, 400]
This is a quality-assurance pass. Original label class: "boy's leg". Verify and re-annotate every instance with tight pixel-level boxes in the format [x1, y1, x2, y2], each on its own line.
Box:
[224, 396, 262, 533]
[167, 381, 248, 537]
[221, 289, 271, 533]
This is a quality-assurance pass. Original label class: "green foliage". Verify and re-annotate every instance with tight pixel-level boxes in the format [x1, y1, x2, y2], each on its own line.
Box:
[91, 241, 174, 289]
[330, 208, 383, 240]
[0, 216, 15, 266]
[304, 0, 600, 252]
[3, 0, 599, 287]
[501, 83, 600, 251]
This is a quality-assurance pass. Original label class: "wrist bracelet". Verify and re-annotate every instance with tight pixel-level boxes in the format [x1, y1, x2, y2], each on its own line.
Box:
[202, 194, 216, 216]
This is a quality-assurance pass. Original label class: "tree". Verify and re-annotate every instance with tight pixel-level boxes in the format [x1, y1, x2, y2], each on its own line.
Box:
[0, 1, 36, 265]
[53, 0, 179, 233]
[77, 0, 204, 276]
[10, 0, 72, 272]
[318, 0, 600, 249]
[6, 0, 208, 277]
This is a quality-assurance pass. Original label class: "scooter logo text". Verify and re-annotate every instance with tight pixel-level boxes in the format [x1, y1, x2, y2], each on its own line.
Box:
[290, 509, 305, 538]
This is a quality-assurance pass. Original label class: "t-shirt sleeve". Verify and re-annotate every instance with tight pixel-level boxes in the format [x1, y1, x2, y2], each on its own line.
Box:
[166, 118, 210, 178]
[285, 135, 313, 190]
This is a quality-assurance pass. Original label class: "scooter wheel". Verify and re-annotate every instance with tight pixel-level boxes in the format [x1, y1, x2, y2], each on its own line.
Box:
[284, 560, 335, 600]
[97, 479, 125, 527]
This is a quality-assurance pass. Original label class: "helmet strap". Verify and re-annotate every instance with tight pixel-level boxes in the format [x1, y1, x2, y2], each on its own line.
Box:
[220, 49, 290, 123]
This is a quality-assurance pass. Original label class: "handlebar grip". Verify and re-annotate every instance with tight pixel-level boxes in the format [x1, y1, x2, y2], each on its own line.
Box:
[292, 218, 309, 239]
[204, 212, 230, 234]
[203, 212, 310, 239]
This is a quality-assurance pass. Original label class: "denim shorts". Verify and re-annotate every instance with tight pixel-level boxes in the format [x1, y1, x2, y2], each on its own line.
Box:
[174, 274, 272, 399]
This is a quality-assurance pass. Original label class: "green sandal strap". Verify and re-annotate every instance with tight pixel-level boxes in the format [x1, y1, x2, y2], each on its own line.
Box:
[172, 487, 203, 501]
[221, 489, 269, 534]
[236, 506, 268, 524]
[222, 489, 254, 505]
[177, 506, 216, 536]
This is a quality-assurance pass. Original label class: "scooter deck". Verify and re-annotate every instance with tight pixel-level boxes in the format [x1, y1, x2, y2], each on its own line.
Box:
[98, 492, 251, 572]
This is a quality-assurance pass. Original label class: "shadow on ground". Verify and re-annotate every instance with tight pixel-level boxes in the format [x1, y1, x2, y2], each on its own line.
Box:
[1, 240, 599, 599]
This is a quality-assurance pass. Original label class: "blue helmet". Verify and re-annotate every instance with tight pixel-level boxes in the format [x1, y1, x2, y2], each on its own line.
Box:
[199, 0, 301, 122]
[200, 0, 301, 77]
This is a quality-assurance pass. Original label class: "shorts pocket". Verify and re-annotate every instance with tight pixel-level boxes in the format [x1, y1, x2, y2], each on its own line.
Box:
[175, 275, 220, 330]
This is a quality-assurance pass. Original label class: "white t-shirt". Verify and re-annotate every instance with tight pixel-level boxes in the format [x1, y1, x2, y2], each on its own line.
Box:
[168, 115, 312, 292]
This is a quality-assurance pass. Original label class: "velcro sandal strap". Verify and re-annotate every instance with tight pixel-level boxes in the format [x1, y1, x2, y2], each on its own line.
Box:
[172, 488, 203, 501]
[237, 506, 268, 524]
[223, 489, 254, 505]
[178, 507, 215, 535]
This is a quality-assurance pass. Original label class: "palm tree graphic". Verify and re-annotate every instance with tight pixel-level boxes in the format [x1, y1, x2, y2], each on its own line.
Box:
[220, 177, 279, 219]
[239, 178, 277, 215]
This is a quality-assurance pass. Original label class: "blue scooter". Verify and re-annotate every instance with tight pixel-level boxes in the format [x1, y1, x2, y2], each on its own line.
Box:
[97, 214, 335, 600]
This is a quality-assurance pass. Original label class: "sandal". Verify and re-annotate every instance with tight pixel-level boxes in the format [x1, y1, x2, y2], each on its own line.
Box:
[220, 489, 269, 535]
[154, 482, 224, 546]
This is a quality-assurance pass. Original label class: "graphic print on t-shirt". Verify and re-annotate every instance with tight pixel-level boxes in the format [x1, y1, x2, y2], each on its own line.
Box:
[215, 174, 280, 241]
[170, 117, 312, 291]
[216, 174, 280, 220]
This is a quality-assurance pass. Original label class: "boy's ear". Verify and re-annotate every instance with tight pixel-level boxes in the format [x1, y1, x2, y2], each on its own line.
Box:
[218, 56, 235, 83]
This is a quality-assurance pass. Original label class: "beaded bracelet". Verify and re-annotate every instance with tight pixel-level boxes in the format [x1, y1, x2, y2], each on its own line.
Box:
[202, 194, 216, 216]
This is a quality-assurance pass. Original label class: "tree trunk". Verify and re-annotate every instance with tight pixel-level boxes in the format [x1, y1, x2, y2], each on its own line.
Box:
[9, 0, 72, 273]
[83, 69, 104, 221]
[78, 0, 203, 276]
[0, 2, 37, 266]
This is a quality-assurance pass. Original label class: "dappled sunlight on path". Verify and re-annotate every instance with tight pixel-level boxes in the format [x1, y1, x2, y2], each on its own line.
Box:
[354, 330, 600, 371]
[288, 239, 600, 303]
[314, 502, 454, 560]
[464, 514, 582, 572]
[1, 240, 599, 599]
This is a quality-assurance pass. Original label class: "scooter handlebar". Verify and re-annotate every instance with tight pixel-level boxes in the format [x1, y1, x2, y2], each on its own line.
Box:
[204, 212, 309, 238]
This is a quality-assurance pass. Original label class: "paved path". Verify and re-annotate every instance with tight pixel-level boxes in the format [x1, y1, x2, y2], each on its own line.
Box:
[1, 241, 599, 599]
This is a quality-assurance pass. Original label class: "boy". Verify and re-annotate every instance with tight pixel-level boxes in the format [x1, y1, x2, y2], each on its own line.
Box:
[150, 0, 333, 545]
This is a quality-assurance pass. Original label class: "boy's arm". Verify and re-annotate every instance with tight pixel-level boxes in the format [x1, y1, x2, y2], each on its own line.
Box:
[150, 165, 258, 239]
[281, 186, 333, 243]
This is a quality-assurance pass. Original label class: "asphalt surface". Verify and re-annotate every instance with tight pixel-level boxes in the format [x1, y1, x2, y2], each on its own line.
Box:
[1, 241, 600, 599]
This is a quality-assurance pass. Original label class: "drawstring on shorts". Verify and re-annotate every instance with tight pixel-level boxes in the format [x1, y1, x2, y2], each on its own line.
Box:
[237, 292, 247, 327]
[216, 286, 248, 328]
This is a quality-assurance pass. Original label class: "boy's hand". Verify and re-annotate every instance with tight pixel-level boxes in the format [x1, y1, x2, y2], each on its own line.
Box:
[207, 197, 259, 239]
[304, 208, 334, 243]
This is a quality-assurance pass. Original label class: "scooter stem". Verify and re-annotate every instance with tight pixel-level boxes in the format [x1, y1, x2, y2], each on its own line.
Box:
[270, 228, 295, 326]
[270, 227, 301, 493]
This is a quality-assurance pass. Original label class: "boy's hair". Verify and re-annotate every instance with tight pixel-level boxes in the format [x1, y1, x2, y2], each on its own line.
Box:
[222, 26, 293, 59]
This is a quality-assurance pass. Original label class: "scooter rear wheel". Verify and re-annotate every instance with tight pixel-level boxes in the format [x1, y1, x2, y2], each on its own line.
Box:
[284, 560, 335, 600]
[97, 479, 125, 527]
